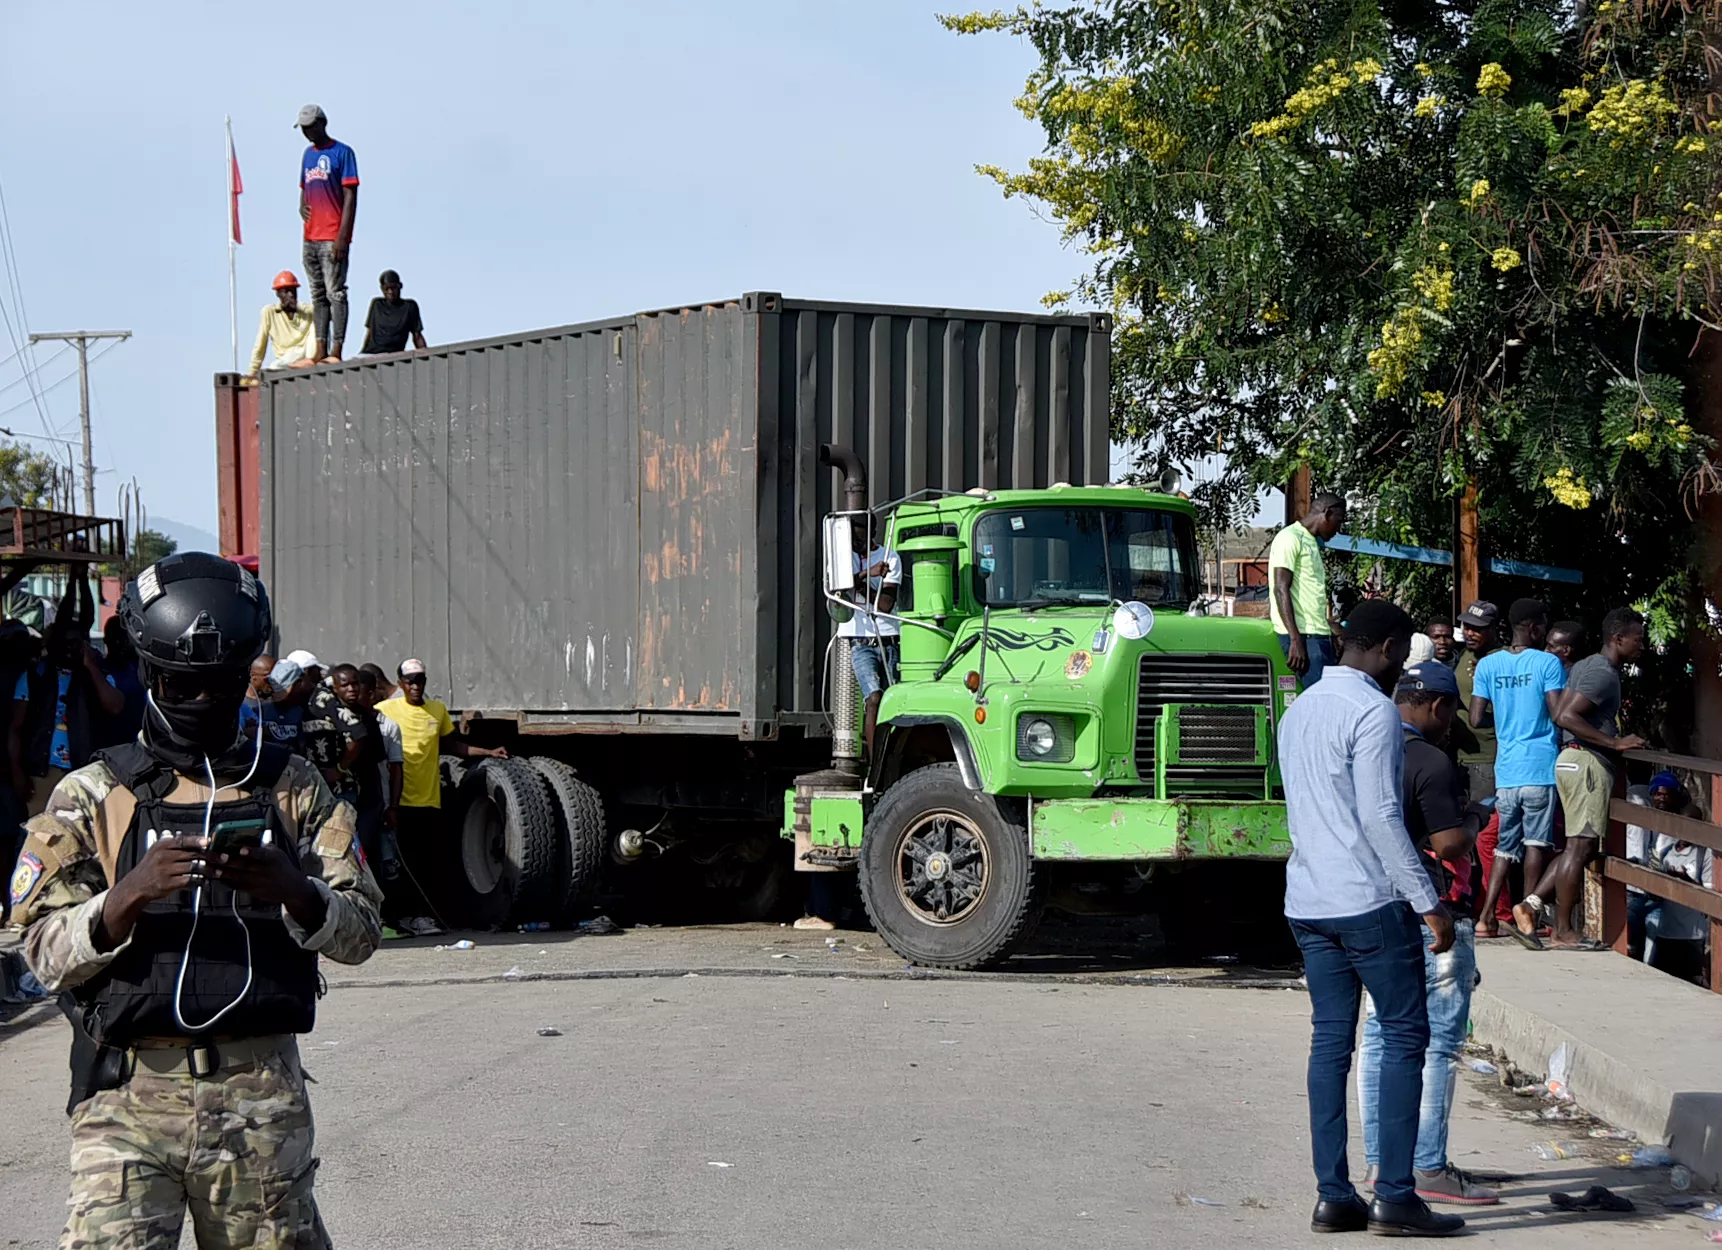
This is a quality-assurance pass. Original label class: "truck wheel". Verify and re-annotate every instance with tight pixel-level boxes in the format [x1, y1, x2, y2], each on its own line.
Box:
[858, 763, 1044, 970]
[526, 757, 607, 924]
[450, 759, 562, 926]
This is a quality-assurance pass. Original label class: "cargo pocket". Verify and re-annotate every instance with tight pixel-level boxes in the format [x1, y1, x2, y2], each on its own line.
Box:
[261, 1157, 328, 1250]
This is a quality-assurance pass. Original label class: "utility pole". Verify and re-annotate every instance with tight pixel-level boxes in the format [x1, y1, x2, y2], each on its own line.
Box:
[27, 330, 131, 516]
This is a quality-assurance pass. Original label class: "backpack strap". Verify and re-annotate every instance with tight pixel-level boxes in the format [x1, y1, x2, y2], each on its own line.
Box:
[93, 742, 178, 803]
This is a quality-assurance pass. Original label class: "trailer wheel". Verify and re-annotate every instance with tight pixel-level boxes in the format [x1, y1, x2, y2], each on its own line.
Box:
[858, 763, 1044, 970]
[526, 756, 607, 923]
[449, 759, 562, 926]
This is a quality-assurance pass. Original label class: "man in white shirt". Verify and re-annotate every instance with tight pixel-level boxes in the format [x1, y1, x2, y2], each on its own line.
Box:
[841, 537, 902, 759]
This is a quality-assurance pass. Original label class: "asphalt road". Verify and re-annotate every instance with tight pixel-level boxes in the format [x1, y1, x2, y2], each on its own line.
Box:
[0, 930, 1708, 1248]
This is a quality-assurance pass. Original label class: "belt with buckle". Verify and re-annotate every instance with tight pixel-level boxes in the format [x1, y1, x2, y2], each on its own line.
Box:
[121, 1034, 294, 1079]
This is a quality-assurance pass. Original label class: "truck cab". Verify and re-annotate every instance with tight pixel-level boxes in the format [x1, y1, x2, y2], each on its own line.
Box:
[788, 478, 1296, 969]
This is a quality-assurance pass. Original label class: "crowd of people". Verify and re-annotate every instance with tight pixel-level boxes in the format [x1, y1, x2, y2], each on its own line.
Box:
[1269, 494, 1711, 977]
[1269, 497, 1712, 1236]
[240, 649, 504, 938]
[244, 105, 428, 378]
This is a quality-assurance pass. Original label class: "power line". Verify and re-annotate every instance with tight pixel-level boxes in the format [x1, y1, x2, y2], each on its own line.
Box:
[0, 337, 125, 422]
[0, 343, 70, 398]
[0, 175, 50, 437]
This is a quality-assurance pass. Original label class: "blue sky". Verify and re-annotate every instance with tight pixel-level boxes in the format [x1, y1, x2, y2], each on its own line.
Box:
[1, 1, 1267, 542]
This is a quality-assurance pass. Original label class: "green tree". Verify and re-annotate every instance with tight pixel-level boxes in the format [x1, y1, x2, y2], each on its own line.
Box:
[946, 1, 1721, 649]
[131, 528, 177, 569]
[0, 439, 63, 508]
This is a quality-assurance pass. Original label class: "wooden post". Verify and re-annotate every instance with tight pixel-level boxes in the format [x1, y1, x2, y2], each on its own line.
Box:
[1456, 481, 1480, 616]
[1712, 774, 1722, 993]
[1285, 465, 1311, 527]
[1602, 767, 1629, 953]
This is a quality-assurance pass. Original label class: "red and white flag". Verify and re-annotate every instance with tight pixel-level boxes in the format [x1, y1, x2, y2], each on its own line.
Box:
[226, 118, 243, 245]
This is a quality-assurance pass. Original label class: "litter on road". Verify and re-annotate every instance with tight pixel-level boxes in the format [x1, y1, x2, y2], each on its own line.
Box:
[536, 1027, 563, 1037]
[435, 940, 476, 951]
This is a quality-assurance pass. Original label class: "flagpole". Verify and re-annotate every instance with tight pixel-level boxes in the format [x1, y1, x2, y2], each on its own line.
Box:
[226, 115, 238, 372]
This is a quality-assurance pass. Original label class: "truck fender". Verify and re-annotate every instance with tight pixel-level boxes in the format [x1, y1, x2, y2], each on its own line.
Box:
[871, 715, 984, 792]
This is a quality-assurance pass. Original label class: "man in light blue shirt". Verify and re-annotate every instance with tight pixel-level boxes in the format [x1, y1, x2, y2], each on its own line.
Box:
[1470, 599, 1565, 941]
[1278, 599, 1461, 1238]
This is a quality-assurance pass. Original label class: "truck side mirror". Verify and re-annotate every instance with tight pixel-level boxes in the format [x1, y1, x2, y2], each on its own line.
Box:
[823, 515, 855, 595]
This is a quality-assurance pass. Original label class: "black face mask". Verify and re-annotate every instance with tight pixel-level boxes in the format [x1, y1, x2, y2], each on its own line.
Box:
[144, 689, 250, 759]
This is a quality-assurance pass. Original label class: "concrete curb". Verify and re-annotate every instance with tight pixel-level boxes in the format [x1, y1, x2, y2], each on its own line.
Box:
[1470, 983, 1722, 1187]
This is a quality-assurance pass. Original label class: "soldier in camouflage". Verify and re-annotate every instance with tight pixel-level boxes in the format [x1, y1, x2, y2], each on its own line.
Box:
[9, 553, 381, 1249]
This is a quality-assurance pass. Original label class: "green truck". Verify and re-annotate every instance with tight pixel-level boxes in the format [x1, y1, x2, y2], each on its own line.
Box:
[788, 446, 1296, 968]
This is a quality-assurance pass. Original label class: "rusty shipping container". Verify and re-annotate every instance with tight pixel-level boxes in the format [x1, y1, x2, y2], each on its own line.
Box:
[245, 292, 1111, 738]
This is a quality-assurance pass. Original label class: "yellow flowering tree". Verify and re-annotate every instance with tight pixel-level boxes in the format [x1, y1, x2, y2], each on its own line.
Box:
[946, 0, 1721, 648]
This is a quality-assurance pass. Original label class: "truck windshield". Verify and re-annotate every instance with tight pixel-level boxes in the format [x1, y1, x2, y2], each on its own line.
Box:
[973, 507, 1200, 609]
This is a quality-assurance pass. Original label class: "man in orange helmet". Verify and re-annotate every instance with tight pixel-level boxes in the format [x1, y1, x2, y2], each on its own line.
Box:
[244, 271, 319, 380]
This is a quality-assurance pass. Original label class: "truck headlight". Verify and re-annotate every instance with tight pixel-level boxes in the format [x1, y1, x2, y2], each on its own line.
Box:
[1016, 713, 1075, 763]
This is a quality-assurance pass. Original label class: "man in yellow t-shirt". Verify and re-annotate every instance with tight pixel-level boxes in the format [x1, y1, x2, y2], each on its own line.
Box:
[1269, 492, 1347, 689]
[376, 657, 507, 935]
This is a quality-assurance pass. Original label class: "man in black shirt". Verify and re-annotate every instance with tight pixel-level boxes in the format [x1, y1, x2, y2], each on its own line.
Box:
[361, 269, 427, 355]
[1357, 662, 1497, 1208]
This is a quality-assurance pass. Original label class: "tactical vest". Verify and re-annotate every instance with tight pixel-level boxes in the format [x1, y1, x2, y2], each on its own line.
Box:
[75, 742, 319, 1044]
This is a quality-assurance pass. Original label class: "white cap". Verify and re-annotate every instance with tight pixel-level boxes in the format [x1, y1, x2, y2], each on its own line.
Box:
[399, 657, 427, 678]
[285, 648, 323, 671]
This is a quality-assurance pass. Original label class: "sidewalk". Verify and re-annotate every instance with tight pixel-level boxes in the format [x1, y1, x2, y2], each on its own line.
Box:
[1470, 939, 1722, 1186]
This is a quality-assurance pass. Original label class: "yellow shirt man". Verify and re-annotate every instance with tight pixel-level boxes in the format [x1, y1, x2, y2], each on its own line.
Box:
[378, 692, 455, 809]
[247, 301, 317, 374]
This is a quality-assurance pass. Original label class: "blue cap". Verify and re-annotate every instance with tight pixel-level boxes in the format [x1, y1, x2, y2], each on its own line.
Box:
[1649, 771, 1682, 794]
[1397, 661, 1460, 698]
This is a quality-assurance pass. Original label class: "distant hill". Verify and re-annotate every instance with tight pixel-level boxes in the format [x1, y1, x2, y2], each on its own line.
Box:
[152, 516, 220, 556]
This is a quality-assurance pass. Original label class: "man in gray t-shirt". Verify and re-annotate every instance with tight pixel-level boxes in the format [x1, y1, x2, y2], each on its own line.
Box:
[1517, 608, 1647, 949]
[1562, 652, 1621, 743]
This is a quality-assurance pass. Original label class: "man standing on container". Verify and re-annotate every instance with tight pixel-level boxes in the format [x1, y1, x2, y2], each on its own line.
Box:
[1278, 599, 1462, 1237]
[377, 659, 507, 936]
[1269, 493, 1346, 689]
[297, 105, 358, 364]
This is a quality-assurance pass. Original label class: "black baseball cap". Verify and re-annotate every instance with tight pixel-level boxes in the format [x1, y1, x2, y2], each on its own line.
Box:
[1459, 600, 1499, 630]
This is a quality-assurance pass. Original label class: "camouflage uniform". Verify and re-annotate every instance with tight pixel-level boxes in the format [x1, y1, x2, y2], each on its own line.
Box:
[10, 755, 383, 1250]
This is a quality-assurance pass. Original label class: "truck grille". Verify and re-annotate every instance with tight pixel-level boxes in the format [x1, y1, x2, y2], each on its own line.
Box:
[1135, 655, 1273, 789]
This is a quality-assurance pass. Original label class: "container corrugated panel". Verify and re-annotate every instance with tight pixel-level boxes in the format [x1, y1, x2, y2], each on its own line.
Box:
[257, 293, 1110, 734]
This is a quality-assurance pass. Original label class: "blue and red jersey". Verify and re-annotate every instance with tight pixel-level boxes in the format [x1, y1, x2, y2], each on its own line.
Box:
[301, 140, 359, 242]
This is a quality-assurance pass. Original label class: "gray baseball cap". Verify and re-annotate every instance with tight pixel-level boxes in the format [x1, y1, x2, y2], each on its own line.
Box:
[296, 104, 327, 128]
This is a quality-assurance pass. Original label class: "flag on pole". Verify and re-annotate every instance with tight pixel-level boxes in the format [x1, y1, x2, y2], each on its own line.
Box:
[227, 119, 243, 245]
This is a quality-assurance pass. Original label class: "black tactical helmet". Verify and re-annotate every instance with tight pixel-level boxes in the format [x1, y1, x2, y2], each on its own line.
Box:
[117, 552, 272, 675]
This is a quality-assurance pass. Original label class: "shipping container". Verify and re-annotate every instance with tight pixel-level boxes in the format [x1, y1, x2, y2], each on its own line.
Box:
[237, 292, 1111, 737]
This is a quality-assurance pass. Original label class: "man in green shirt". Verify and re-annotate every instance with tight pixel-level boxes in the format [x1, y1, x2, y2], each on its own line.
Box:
[1269, 493, 1346, 688]
[1453, 600, 1500, 798]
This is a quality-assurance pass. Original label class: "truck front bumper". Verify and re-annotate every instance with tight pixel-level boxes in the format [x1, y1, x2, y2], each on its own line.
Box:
[1030, 797, 1289, 861]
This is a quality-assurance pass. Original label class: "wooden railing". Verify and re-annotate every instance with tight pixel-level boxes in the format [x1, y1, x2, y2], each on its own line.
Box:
[1598, 749, 1722, 993]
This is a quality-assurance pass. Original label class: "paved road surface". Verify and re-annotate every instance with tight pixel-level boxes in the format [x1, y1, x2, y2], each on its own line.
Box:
[0, 932, 1707, 1248]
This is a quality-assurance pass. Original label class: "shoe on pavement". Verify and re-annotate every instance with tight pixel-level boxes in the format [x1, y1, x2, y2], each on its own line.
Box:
[1415, 1163, 1500, 1205]
[404, 916, 443, 937]
[1367, 1195, 1465, 1236]
[1310, 1194, 1370, 1234]
[793, 915, 836, 931]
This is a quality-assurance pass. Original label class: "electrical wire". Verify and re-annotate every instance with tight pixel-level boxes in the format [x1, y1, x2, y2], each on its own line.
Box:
[0, 174, 50, 437]
[0, 337, 125, 422]
[0, 344, 69, 399]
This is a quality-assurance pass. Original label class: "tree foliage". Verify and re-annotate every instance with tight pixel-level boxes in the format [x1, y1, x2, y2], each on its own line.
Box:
[0, 439, 64, 509]
[947, 0, 1722, 635]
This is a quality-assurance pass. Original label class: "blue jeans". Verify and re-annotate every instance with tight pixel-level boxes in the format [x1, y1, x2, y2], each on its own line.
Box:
[1494, 785, 1555, 861]
[1359, 919, 1476, 1173]
[850, 640, 899, 699]
[1277, 633, 1336, 690]
[1290, 902, 1430, 1205]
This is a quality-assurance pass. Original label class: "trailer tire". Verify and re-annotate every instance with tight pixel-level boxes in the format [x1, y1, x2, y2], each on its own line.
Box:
[448, 759, 562, 926]
[858, 763, 1044, 970]
[526, 756, 607, 923]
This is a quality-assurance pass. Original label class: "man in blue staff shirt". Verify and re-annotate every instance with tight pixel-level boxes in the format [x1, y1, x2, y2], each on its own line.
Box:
[1278, 599, 1463, 1238]
[1469, 599, 1566, 943]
